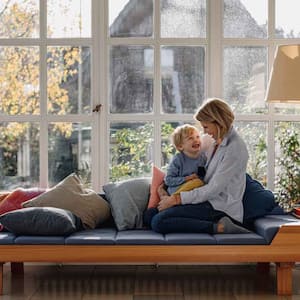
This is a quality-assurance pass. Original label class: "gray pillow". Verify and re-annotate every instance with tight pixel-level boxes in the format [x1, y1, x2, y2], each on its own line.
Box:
[22, 173, 111, 229]
[103, 178, 150, 231]
[0, 207, 82, 236]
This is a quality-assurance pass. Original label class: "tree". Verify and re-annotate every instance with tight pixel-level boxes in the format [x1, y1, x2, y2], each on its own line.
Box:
[0, 1, 81, 185]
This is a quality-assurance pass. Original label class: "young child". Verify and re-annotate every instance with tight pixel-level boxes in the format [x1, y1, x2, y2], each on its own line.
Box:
[164, 124, 215, 195]
[143, 124, 215, 228]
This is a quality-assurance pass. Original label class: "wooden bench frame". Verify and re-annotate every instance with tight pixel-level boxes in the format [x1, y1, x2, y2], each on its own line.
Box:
[1, 224, 300, 296]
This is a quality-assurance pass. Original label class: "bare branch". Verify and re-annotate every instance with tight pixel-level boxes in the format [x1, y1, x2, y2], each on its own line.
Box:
[0, 0, 12, 18]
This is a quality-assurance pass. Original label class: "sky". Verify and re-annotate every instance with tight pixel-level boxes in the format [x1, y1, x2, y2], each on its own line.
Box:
[108, 0, 300, 34]
[242, 0, 300, 32]
[109, 0, 129, 26]
[2, 0, 299, 36]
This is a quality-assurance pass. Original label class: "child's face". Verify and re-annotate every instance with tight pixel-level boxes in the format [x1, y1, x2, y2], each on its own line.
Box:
[178, 130, 201, 156]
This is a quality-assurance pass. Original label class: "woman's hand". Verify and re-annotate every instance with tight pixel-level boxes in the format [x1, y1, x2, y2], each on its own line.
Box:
[158, 194, 181, 211]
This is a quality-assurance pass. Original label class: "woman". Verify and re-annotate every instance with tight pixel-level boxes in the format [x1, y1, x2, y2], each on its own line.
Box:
[151, 98, 250, 234]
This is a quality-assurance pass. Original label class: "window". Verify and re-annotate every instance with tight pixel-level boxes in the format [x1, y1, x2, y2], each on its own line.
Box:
[0, 0, 299, 191]
[0, 0, 92, 189]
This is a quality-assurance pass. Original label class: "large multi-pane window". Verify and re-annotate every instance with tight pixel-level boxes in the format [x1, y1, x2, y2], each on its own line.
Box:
[0, 0, 299, 191]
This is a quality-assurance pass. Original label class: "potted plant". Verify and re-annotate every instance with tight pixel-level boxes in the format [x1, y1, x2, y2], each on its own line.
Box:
[275, 128, 300, 212]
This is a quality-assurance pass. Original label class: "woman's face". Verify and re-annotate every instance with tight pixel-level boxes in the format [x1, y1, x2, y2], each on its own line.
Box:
[200, 121, 218, 140]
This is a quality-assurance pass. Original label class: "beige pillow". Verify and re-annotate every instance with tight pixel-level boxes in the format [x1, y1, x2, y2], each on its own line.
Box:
[22, 173, 110, 229]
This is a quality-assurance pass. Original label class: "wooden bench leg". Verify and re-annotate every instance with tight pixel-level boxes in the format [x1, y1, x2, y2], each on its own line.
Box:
[0, 262, 3, 295]
[276, 262, 294, 295]
[11, 262, 24, 274]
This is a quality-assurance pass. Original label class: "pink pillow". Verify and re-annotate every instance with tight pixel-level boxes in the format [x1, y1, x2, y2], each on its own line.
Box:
[147, 165, 165, 208]
[0, 188, 46, 216]
[0, 193, 10, 204]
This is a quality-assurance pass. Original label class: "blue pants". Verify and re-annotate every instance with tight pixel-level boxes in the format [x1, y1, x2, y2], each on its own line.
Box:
[147, 202, 226, 234]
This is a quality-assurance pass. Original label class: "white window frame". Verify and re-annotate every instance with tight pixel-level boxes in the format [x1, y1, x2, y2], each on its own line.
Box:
[1, 0, 299, 191]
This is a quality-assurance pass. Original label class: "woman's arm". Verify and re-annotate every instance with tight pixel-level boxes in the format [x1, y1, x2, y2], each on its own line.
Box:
[157, 193, 181, 211]
[181, 132, 249, 205]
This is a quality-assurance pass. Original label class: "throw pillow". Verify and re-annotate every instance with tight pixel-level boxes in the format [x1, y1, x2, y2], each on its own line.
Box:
[0, 207, 82, 236]
[103, 178, 150, 231]
[0, 188, 46, 216]
[22, 173, 111, 229]
[243, 173, 276, 226]
[0, 193, 10, 203]
[147, 165, 165, 208]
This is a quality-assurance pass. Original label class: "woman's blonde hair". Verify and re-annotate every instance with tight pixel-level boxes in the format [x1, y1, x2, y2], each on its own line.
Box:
[171, 124, 198, 150]
[194, 98, 234, 139]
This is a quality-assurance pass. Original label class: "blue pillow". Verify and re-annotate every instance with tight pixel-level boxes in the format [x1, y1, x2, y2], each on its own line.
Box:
[0, 207, 82, 236]
[243, 174, 276, 226]
[103, 178, 150, 230]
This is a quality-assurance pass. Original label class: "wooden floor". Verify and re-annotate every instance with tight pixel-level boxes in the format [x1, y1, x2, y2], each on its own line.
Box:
[1, 263, 300, 299]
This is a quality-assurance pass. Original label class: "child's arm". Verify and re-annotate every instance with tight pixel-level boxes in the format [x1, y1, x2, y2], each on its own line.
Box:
[164, 156, 188, 187]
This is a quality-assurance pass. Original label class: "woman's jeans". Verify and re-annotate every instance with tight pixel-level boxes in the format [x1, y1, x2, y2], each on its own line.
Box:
[146, 202, 226, 234]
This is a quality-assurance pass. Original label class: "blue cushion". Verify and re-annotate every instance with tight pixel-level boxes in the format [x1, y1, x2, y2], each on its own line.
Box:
[14, 235, 65, 244]
[0, 232, 16, 244]
[267, 205, 286, 215]
[0, 207, 82, 236]
[103, 178, 150, 231]
[243, 174, 276, 226]
[65, 228, 117, 245]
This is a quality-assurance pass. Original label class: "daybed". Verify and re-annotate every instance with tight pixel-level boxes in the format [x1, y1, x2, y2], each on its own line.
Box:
[1, 214, 300, 296]
[0, 173, 299, 296]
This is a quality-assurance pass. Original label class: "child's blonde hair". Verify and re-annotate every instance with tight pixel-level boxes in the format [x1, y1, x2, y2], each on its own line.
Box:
[171, 124, 199, 151]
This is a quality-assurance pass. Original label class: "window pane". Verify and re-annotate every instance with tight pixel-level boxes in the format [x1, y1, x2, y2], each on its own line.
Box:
[48, 123, 91, 187]
[274, 103, 300, 115]
[47, 46, 91, 115]
[110, 46, 153, 114]
[109, 0, 153, 37]
[275, 122, 300, 210]
[0, 122, 39, 190]
[109, 122, 153, 181]
[275, 0, 300, 38]
[235, 122, 267, 186]
[161, 46, 205, 114]
[0, 46, 39, 115]
[161, 0, 206, 38]
[223, 0, 267, 38]
[161, 122, 267, 183]
[223, 46, 267, 114]
[161, 122, 181, 168]
[0, 0, 39, 38]
[47, 0, 91, 38]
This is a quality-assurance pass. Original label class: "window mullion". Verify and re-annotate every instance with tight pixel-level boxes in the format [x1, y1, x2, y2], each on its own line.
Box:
[208, 0, 223, 98]
[97, 0, 110, 187]
[153, 0, 162, 167]
[39, 0, 48, 188]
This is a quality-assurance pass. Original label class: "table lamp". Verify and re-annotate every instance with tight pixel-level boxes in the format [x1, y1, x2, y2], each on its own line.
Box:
[265, 44, 300, 103]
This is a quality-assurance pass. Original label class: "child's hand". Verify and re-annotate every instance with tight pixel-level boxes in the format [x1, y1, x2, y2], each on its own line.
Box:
[185, 173, 198, 181]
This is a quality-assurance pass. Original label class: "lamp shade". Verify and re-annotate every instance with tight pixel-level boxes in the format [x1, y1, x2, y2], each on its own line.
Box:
[265, 44, 300, 103]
